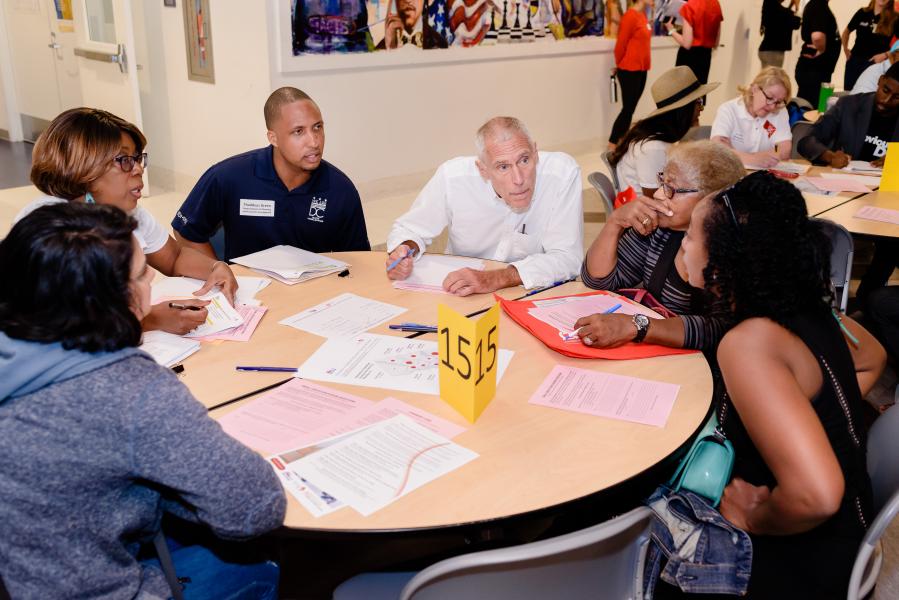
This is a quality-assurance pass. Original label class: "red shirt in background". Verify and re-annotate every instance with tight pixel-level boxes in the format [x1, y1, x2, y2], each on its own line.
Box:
[615, 8, 652, 71]
[680, 0, 723, 48]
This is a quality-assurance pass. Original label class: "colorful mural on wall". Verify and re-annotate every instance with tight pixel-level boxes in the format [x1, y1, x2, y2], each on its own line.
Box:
[291, 0, 618, 54]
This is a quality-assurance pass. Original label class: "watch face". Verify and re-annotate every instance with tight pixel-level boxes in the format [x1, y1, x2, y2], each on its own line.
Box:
[635, 314, 650, 327]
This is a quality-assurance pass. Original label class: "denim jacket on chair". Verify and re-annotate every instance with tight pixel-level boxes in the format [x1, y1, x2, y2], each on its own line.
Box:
[643, 487, 753, 598]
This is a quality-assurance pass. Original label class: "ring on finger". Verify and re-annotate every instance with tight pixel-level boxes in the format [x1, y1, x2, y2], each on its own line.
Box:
[641, 217, 650, 226]
[583, 337, 593, 345]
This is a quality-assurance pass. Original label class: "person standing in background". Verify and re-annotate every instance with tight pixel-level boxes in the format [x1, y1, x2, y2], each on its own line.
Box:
[842, 0, 899, 90]
[609, 0, 653, 149]
[795, 0, 840, 105]
[758, 0, 801, 68]
[664, 0, 723, 84]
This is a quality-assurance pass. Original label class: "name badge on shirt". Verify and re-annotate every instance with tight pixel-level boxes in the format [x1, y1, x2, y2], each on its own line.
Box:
[239, 199, 275, 217]
[763, 120, 776, 139]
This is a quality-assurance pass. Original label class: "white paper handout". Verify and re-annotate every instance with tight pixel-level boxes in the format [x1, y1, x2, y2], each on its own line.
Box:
[528, 294, 660, 339]
[182, 292, 245, 338]
[287, 414, 479, 516]
[393, 255, 485, 294]
[842, 161, 883, 175]
[279, 293, 407, 337]
[151, 275, 270, 306]
[296, 333, 514, 395]
[771, 161, 810, 174]
[139, 330, 200, 367]
[231, 245, 348, 285]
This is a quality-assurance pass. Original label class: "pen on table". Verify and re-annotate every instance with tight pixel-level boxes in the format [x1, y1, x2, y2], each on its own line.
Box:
[522, 277, 578, 298]
[235, 366, 298, 373]
[603, 303, 622, 314]
[337, 268, 351, 278]
[386, 247, 417, 271]
[388, 322, 437, 333]
[169, 302, 204, 311]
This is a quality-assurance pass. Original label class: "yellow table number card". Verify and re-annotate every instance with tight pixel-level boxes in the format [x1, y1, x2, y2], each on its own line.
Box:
[881, 142, 899, 192]
[438, 303, 500, 423]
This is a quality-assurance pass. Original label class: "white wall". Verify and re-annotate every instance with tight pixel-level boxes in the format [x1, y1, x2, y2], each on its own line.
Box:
[132, 0, 783, 192]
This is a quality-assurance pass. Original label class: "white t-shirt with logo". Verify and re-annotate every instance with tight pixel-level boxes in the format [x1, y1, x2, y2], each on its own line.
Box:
[615, 139, 670, 193]
[14, 195, 170, 255]
[711, 96, 792, 154]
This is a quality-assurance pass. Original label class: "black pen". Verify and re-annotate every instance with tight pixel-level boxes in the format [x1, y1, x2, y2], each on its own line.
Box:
[169, 302, 204, 311]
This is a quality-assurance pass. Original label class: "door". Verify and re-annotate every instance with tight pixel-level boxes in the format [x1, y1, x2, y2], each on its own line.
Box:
[71, 0, 143, 128]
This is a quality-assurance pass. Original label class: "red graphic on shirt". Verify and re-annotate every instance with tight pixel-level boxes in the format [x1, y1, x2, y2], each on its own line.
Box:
[763, 120, 776, 138]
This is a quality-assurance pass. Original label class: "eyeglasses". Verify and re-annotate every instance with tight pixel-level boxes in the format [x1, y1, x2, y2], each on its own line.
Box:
[112, 152, 148, 173]
[756, 86, 786, 108]
[656, 172, 699, 200]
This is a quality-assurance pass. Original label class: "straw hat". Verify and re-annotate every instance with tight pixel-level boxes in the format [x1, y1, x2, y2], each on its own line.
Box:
[645, 66, 720, 118]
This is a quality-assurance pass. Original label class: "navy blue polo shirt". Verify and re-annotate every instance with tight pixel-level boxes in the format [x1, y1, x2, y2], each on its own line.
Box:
[172, 146, 370, 261]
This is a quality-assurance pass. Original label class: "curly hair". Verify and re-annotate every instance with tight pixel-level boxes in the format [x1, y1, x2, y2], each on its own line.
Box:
[0, 203, 142, 352]
[701, 171, 833, 327]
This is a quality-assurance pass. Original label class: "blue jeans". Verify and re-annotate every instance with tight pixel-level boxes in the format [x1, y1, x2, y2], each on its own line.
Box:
[142, 543, 279, 600]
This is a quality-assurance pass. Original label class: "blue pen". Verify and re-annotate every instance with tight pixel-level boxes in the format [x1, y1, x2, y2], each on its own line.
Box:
[387, 247, 417, 271]
[603, 303, 622, 314]
[523, 277, 578, 298]
[235, 366, 297, 372]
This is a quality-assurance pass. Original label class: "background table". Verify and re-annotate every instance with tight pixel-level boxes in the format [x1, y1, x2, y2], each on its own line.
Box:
[178, 252, 713, 531]
[814, 190, 899, 237]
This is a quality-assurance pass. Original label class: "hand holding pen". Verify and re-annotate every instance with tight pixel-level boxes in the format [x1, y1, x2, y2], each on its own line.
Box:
[385, 243, 418, 281]
[142, 300, 209, 335]
[573, 303, 640, 348]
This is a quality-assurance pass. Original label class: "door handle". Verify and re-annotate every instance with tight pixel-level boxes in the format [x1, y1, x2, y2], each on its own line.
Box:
[47, 42, 61, 49]
[73, 43, 128, 74]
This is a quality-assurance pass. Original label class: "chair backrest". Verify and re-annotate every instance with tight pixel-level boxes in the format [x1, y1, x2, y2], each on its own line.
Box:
[868, 402, 899, 513]
[601, 151, 621, 195]
[400, 506, 652, 600]
[811, 218, 853, 312]
[847, 489, 899, 600]
[587, 171, 616, 218]
[791, 121, 816, 159]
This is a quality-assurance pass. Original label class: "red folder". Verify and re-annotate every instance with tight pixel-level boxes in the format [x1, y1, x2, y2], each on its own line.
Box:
[497, 290, 699, 360]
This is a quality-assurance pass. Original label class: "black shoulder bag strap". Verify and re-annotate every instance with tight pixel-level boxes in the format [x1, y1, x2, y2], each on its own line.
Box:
[646, 230, 684, 300]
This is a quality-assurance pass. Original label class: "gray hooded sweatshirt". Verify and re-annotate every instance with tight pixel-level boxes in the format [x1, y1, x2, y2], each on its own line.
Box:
[0, 332, 286, 599]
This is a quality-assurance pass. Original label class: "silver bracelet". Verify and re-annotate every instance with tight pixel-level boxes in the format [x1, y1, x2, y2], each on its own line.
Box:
[210, 260, 225, 273]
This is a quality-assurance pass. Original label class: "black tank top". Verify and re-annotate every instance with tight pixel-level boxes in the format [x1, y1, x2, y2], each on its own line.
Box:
[719, 309, 872, 599]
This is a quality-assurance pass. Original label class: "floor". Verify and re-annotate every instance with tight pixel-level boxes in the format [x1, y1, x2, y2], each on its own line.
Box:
[1, 138, 897, 597]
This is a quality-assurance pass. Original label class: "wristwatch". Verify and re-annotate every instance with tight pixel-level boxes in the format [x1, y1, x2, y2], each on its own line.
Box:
[632, 314, 650, 343]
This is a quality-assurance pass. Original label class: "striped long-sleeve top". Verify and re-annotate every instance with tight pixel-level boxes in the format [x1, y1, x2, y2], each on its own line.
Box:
[580, 227, 728, 351]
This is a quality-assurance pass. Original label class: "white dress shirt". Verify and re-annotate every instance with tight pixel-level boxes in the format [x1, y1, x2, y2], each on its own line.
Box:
[387, 151, 584, 289]
[711, 96, 791, 154]
[15, 195, 169, 254]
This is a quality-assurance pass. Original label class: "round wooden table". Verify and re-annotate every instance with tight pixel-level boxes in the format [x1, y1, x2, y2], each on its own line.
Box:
[178, 252, 713, 531]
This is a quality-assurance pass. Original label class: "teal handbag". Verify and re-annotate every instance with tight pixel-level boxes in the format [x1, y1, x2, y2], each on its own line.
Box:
[668, 413, 735, 507]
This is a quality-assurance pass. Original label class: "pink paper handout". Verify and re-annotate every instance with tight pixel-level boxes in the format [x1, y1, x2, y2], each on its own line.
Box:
[529, 365, 679, 427]
[192, 304, 267, 342]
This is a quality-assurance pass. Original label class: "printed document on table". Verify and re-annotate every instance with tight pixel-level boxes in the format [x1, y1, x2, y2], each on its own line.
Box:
[854, 205, 899, 225]
[279, 293, 407, 337]
[288, 415, 479, 516]
[296, 333, 514, 395]
[183, 292, 244, 338]
[528, 294, 659, 336]
[819, 172, 881, 187]
[151, 275, 270, 306]
[139, 330, 200, 367]
[393, 255, 485, 294]
[805, 177, 873, 194]
[191, 304, 267, 342]
[310, 396, 466, 443]
[771, 161, 810, 174]
[529, 365, 679, 427]
[219, 379, 376, 453]
[842, 161, 883, 174]
[267, 428, 365, 517]
[231, 245, 348, 283]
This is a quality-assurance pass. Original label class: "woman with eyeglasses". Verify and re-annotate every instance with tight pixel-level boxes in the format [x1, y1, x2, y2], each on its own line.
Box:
[710, 67, 793, 169]
[577, 140, 743, 352]
[16, 107, 238, 335]
[658, 171, 884, 598]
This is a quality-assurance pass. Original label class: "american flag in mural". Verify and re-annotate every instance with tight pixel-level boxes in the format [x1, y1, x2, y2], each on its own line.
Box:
[447, 0, 494, 46]
[427, 0, 454, 45]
